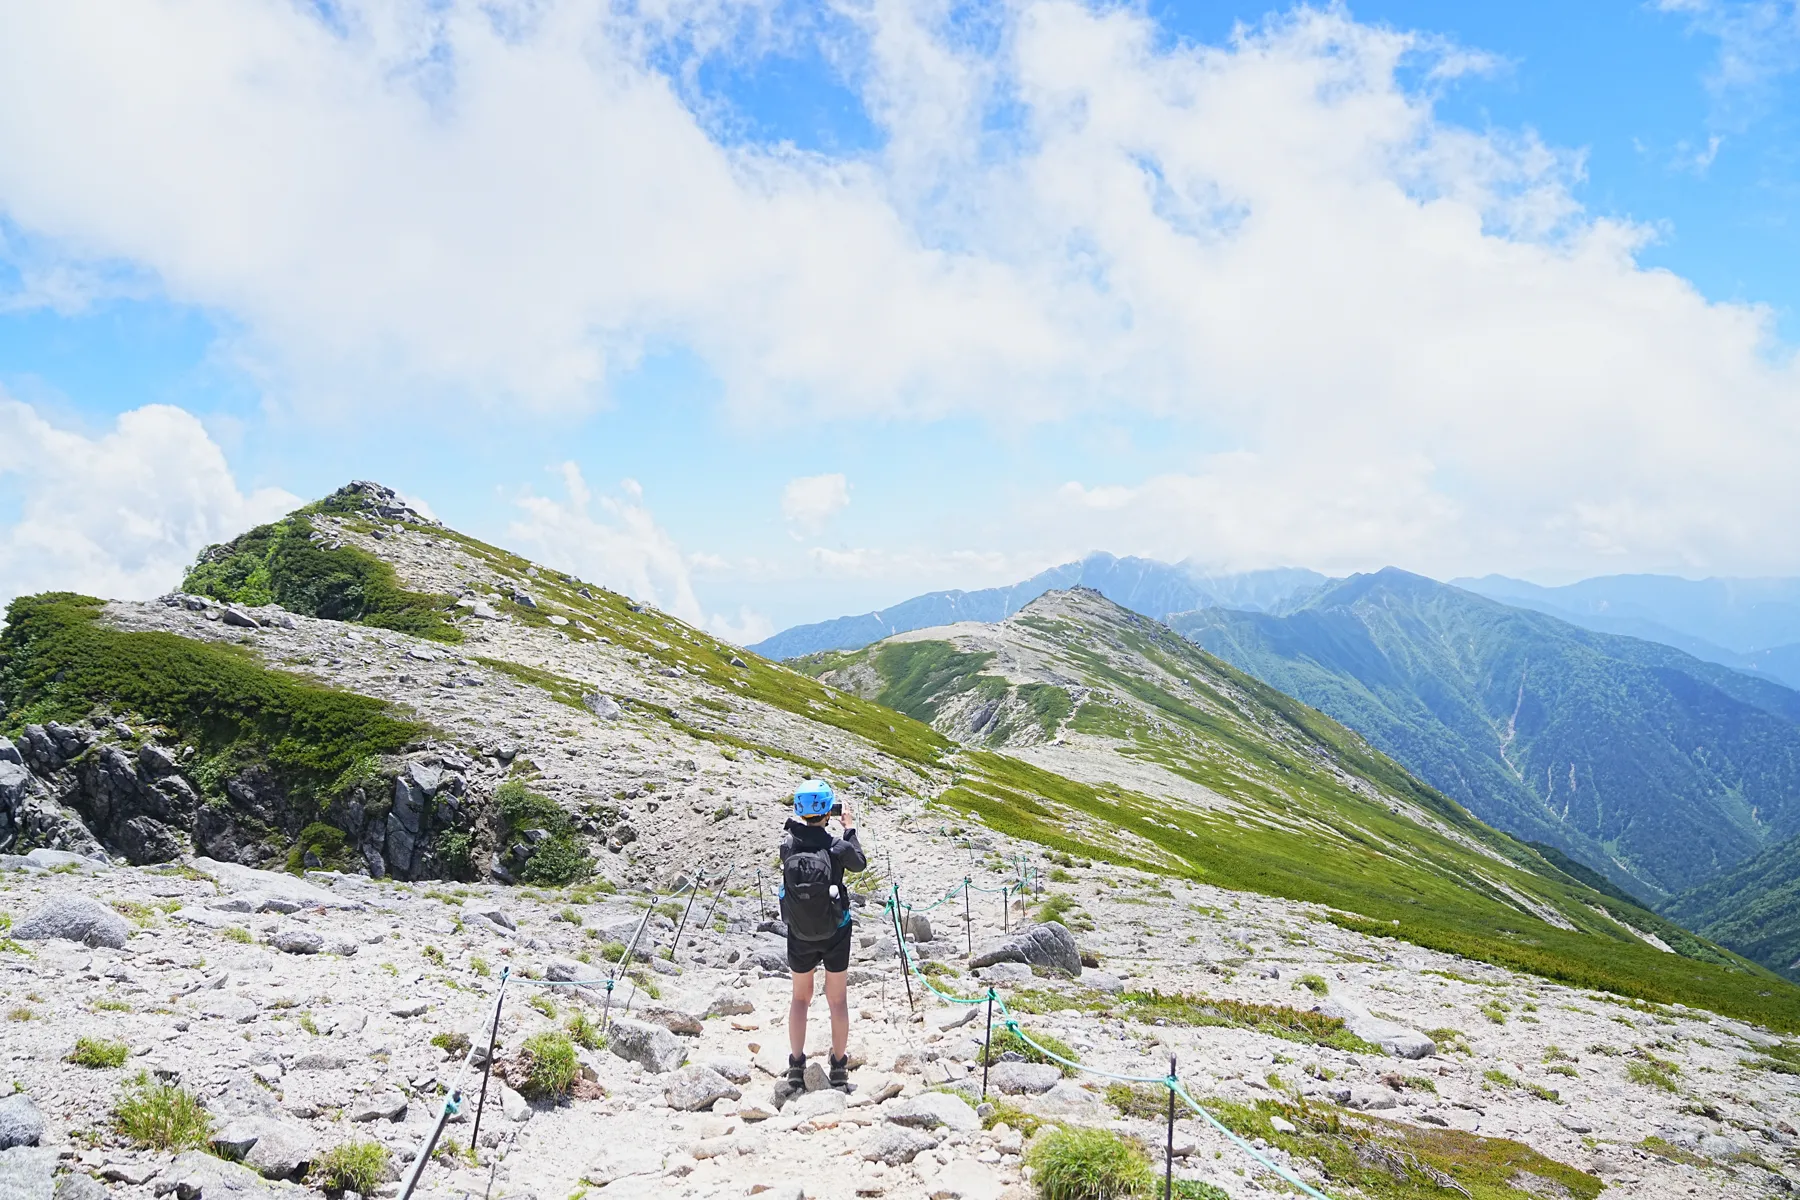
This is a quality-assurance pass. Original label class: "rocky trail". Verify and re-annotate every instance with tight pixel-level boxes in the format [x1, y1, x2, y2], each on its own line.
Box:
[5, 803, 1798, 1200]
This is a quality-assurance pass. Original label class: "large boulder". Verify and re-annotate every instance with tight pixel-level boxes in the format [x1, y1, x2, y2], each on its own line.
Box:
[0, 1147, 54, 1200]
[607, 1019, 687, 1073]
[0, 1095, 45, 1150]
[969, 922, 1081, 977]
[13, 896, 129, 949]
[881, 1091, 981, 1134]
[664, 1065, 742, 1112]
[156, 1150, 286, 1200]
[982, 1062, 1061, 1094]
[860, 1125, 937, 1165]
[1311, 999, 1435, 1060]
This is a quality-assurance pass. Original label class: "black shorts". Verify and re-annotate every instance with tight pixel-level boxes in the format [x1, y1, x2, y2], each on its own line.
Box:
[787, 921, 853, 973]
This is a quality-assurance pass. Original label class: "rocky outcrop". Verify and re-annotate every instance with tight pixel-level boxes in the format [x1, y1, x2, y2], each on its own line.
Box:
[969, 921, 1082, 976]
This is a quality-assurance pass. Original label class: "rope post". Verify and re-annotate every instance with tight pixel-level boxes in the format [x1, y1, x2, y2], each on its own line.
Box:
[470, 967, 510, 1154]
[1164, 1055, 1177, 1200]
[756, 869, 766, 920]
[1001, 883, 1009, 931]
[889, 886, 915, 1015]
[669, 875, 702, 962]
[702, 868, 733, 933]
[963, 878, 972, 956]
[981, 988, 996, 1101]
[398, 1093, 458, 1200]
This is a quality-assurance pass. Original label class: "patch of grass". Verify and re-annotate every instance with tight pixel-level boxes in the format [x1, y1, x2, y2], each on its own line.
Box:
[557, 907, 582, 925]
[1639, 1135, 1708, 1168]
[1001, 987, 1112, 1015]
[7, 1007, 34, 1021]
[221, 926, 254, 944]
[518, 1030, 579, 1100]
[1036, 892, 1080, 925]
[980, 1027, 1081, 1076]
[1480, 1000, 1509, 1025]
[528, 995, 557, 1019]
[1121, 990, 1377, 1053]
[431, 1032, 472, 1059]
[68, 1037, 131, 1068]
[1025, 1125, 1155, 1200]
[471, 956, 491, 977]
[185, 511, 461, 642]
[1626, 1056, 1680, 1093]
[422, 945, 446, 965]
[1297, 973, 1328, 996]
[311, 1139, 391, 1195]
[1203, 1096, 1602, 1200]
[565, 1012, 605, 1051]
[1104, 1082, 1170, 1121]
[113, 1072, 212, 1150]
[496, 780, 593, 886]
[1172, 1184, 1230, 1200]
[0, 593, 424, 818]
[982, 1100, 1047, 1136]
[93, 997, 132, 1013]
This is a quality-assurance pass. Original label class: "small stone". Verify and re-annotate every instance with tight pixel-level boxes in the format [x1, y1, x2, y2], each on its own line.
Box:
[272, 926, 324, 955]
[982, 1063, 1059, 1095]
[389, 1001, 428, 1018]
[608, 1019, 688, 1074]
[1269, 1116, 1297, 1134]
[665, 1065, 742, 1112]
[927, 1159, 1002, 1200]
[803, 1060, 832, 1092]
[791, 1089, 848, 1120]
[583, 1144, 665, 1185]
[882, 1092, 981, 1133]
[54, 1173, 108, 1200]
[861, 1125, 937, 1165]
[349, 1089, 408, 1122]
[0, 1147, 54, 1200]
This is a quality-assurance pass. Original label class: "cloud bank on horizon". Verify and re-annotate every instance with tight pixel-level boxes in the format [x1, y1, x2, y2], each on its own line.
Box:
[0, 0, 1797, 628]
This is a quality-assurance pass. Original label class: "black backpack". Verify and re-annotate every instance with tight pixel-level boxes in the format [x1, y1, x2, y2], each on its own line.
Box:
[781, 841, 841, 941]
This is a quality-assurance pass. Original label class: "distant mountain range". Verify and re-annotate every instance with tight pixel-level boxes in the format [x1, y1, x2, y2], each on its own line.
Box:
[1457, 574, 1800, 690]
[747, 553, 1325, 659]
[1174, 569, 1800, 906]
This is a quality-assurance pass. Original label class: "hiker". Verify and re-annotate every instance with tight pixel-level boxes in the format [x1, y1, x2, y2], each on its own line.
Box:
[780, 777, 865, 1092]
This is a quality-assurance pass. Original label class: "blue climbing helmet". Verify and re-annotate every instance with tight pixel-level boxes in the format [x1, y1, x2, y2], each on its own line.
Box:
[793, 778, 835, 818]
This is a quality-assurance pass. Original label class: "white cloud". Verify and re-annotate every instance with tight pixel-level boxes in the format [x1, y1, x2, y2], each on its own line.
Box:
[1658, 1, 1800, 123]
[0, 398, 298, 608]
[504, 463, 773, 642]
[0, 3, 1798, 577]
[781, 473, 851, 535]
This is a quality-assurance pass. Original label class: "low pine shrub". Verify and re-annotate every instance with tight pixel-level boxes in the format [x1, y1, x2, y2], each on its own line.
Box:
[312, 1140, 390, 1195]
[518, 1031, 578, 1099]
[1026, 1126, 1154, 1200]
[113, 1072, 212, 1150]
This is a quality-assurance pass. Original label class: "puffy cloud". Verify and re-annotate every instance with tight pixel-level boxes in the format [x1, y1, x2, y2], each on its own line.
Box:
[0, 3, 1797, 576]
[781, 473, 851, 535]
[505, 464, 772, 643]
[0, 398, 298, 607]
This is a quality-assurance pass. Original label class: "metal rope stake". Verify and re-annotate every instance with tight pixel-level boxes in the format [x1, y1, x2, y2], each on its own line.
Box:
[470, 967, 512, 1153]
[1164, 1056, 1177, 1200]
[669, 873, 703, 962]
[398, 1093, 459, 1200]
[980, 988, 996, 1101]
[963, 878, 972, 956]
[756, 869, 766, 921]
[701, 868, 733, 932]
[888, 887, 915, 1014]
[1000, 882, 1009, 931]
[605, 901, 657, 1031]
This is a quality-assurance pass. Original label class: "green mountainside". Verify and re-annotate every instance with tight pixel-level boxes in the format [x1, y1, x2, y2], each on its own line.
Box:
[797, 587, 1800, 1029]
[1171, 568, 1800, 909]
[1666, 831, 1800, 980]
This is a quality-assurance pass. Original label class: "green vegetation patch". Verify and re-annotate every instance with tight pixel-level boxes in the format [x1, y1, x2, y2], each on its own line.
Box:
[1204, 1096, 1603, 1200]
[981, 1027, 1081, 1076]
[870, 641, 1006, 723]
[517, 1030, 579, 1099]
[114, 1072, 213, 1151]
[1121, 990, 1377, 1053]
[184, 514, 461, 642]
[496, 780, 593, 886]
[312, 1140, 391, 1195]
[68, 1037, 131, 1068]
[1025, 1125, 1155, 1200]
[0, 593, 424, 806]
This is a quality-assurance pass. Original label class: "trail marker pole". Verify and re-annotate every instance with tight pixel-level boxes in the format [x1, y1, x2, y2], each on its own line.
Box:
[889, 885, 915, 1014]
[398, 1094, 457, 1200]
[1001, 883, 1009, 931]
[756, 869, 766, 920]
[963, 878, 973, 956]
[702, 868, 733, 932]
[669, 876, 701, 962]
[1164, 1055, 1177, 1200]
[981, 988, 996, 1101]
[470, 968, 511, 1154]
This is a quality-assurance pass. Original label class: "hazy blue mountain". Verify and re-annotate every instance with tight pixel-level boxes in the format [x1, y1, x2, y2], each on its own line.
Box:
[1665, 830, 1800, 980]
[1172, 568, 1800, 905]
[1457, 574, 1800, 688]
[749, 554, 1323, 659]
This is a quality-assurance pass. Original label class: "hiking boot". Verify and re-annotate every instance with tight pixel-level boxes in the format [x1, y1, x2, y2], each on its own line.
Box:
[786, 1054, 806, 1092]
[829, 1052, 850, 1092]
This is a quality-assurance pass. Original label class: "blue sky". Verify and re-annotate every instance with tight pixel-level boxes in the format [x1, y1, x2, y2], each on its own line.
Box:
[1, 0, 1798, 639]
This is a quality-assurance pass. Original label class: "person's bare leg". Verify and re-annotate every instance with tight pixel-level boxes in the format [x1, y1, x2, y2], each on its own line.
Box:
[824, 969, 850, 1058]
[788, 970, 815, 1057]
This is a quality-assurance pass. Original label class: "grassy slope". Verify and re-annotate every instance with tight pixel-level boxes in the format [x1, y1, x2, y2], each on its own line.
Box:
[0, 592, 422, 805]
[1665, 831, 1800, 981]
[1171, 569, 1800, 904]
[800, 599, 1800, 1033]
